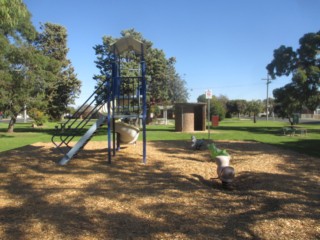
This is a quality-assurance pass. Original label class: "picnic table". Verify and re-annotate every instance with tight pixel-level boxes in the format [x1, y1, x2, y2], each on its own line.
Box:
[294, 127, 307, 136]
[282, 127, 307, 136]
[282, 127, 295, 136]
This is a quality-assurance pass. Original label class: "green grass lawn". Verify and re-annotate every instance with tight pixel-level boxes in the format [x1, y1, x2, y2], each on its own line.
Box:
[0, 119, 319, 157]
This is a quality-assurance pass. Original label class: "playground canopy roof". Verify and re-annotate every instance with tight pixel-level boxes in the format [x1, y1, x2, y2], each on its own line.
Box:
[111, 36, 145, 55]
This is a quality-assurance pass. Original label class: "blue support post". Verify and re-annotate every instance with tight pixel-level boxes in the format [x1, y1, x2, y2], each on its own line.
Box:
[112, 61, 119, 157]
[106, 80, 112, 164]
[141, 52, 147, 164]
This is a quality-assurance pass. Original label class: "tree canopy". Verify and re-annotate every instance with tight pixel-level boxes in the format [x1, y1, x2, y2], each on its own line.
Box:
[246, 100, 264, 123]
[0, 0, 36, 41]
[93, 29, 189, 107]
[0, 1, 81, 131]
[0, 0, 48, 132]
[36, 23, 81, 120]
[197, 94, 227, 121]
[267, 31, 320, 120]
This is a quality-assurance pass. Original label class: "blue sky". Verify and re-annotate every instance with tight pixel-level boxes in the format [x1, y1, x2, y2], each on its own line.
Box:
[24, 0, 320, 106]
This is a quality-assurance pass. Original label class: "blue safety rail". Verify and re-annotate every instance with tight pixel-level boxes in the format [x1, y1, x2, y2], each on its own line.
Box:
[51, 78, 109, 153]
[112, 76, 143, 117]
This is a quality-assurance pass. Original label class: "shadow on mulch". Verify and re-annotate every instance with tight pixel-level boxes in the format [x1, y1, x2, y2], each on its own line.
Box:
[0, 141, 319, 239]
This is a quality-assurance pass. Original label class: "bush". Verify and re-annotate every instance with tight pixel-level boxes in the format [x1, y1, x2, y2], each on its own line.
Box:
[28, 108, 48, 126]
[225, 112, 232, 118]
[150, 105, 161, 117]
[210, 103, 226, 121]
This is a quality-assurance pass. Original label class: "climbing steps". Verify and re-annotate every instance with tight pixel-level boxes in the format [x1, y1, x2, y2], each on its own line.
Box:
[51, 79, 109, 162]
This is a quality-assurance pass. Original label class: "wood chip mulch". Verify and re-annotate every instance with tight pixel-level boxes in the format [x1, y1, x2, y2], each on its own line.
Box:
[0, 140, 319, 240]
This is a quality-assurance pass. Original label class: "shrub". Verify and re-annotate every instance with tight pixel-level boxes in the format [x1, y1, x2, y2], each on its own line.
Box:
[28, 108, 48, 126]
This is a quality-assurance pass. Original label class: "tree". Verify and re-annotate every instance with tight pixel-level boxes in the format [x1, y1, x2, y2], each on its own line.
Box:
[0, 0, 36, 40]
[267, 31, 320, 118]
[170, 74, 189, 103]
[262, 97, 274, 117]
[0, 0, 55, 132]
[93, 29, 188, 108]
[217, 95, 229, 109]
[246, 100, 264, 123]
[36, 23, 81, 121]
[166, 58, 189, 103]
[273, 85, 301, 125]
[197, 94, 226, 121]
[0, 46, 59, 131]
[226, 99, 247, 118]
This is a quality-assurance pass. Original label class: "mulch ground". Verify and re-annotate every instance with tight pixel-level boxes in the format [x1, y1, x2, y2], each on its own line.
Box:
[0, 140, 319, 240]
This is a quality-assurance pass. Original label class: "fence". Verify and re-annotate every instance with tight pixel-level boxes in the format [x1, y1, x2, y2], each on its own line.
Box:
[301, 114, 320, 120]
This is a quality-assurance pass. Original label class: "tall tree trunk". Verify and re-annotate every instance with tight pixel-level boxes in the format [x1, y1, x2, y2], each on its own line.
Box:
[253, 114, 256, 123]
[7, 115, 17, 133]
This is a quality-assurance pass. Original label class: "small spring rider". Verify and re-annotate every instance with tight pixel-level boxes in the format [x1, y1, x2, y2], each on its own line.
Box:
[208, 143, 235, 188]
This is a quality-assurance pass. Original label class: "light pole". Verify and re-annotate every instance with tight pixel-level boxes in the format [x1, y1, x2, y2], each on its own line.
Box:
[262, 75, 272, 121]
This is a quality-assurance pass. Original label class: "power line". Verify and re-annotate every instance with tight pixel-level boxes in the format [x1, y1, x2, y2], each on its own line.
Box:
[189, 83, 264, 92]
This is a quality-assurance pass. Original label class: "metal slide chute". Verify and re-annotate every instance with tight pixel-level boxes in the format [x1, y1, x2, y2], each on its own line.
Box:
[57, 112, 140, 165]
[59, 114, 107, 165]
[115, 121, 140, 144]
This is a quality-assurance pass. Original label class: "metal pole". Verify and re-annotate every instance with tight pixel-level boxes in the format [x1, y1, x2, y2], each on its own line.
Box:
[23, 105, 27, 123]
[266, 80, 269, 121]
[107, 85, 111, 164]
[208, 99, 210, 139]
[262, 75, 271, 121]
[141, 46, 147, 164]
[205, 89, 212, 139]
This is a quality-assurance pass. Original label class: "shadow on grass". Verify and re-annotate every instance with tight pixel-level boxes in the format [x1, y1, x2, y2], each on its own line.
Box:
[278, 139, 320, 158]
[146, 126, 175, 132]
[217, 125, 282, 135]
[0, 123, 57, 135]
[0, 134, 14, 138]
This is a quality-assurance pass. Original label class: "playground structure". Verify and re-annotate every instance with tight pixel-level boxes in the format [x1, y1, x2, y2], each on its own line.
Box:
[52, 36, 147, 164]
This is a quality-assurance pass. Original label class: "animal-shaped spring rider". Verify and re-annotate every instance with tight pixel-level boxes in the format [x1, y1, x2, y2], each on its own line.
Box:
[191, 136, 205, 150]
[208, 143, 235, 188]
